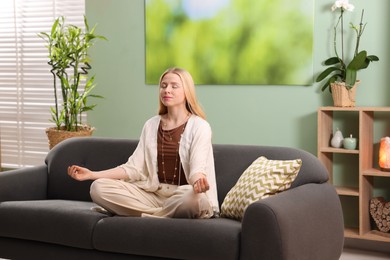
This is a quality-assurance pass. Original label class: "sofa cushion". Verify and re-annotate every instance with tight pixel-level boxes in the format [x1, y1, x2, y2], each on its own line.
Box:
[93, 216, 241, 260]
[0, 200, 106, 249]
[220, 156, 301, 220]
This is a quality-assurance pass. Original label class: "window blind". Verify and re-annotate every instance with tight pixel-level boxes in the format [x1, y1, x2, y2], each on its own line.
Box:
[0, 0, 85, 168]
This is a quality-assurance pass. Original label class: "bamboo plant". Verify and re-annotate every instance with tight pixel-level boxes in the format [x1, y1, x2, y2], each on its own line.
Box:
[38, 16, 106, 131]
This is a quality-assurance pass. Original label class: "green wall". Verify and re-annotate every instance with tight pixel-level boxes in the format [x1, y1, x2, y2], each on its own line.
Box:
[86, 0, 390, 156]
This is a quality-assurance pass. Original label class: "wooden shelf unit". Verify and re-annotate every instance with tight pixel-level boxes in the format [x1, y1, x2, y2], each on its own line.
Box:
[318, 106, 390, 243]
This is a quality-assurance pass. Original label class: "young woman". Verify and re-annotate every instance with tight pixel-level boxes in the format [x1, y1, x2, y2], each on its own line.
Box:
[67, 68, 219, 218]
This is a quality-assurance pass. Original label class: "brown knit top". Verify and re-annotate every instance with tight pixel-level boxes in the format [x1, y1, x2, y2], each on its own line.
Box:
[157, 122, 188, 185]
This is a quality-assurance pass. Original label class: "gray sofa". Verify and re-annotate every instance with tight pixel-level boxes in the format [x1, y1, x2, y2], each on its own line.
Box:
[0, 137, 344, 260]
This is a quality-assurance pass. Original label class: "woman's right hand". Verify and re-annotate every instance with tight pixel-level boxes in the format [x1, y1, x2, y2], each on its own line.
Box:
[67, 165, 94, 181]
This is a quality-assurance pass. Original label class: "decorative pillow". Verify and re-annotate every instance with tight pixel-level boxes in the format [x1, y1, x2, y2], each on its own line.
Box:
[221, 156, 302, 220]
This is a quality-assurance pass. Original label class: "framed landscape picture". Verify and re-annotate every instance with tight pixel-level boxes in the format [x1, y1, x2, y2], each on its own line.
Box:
[145, 0, 314, 85]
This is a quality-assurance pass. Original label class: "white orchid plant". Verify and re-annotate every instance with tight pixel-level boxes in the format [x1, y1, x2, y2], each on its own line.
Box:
[316, 0, 379, 91]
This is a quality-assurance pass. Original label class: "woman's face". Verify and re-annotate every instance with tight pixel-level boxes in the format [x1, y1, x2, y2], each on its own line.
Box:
[160, 72, 186, 109]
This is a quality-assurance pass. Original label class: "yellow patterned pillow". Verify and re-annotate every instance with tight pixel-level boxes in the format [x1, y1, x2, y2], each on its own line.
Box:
[221, 156, 302, 220]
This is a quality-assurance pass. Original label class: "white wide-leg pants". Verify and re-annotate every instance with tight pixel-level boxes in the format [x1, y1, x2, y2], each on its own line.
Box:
[90, 178, 213, 218]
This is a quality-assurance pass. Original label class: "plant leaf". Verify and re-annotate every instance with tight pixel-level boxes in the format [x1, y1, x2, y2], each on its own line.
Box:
[321, 75, 340, 92]
[367, 55, 379, 62]
[324, 57, 341, 66]
[345, 69, 357, 87]
[347, 51, 367, 70]
[81, 105, 97, 112]
[88, 94, 104, 99]
[316, 67, 340, 82]
[320, 81, 330, 92]
[51, 17, 60, 36]
[359, 55, 380, 70]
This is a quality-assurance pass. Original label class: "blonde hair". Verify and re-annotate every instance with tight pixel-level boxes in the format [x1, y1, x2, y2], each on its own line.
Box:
[158, 67, 206, 119]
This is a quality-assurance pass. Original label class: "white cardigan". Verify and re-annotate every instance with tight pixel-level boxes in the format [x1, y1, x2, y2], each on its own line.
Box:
[118, 115, 219, 213]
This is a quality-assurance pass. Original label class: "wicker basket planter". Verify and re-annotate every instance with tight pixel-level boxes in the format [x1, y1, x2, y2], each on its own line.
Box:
[46, 125, 95, 149]
[330, 80, 360, 107]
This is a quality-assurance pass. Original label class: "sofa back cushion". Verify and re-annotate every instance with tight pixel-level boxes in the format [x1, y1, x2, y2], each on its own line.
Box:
[213, 144, 329, 207]
[45, 138, 329, 204]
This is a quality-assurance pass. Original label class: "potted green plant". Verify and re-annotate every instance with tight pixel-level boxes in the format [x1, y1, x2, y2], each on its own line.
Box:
[315, 0, 379, 107]
[38, 16, 107, 148]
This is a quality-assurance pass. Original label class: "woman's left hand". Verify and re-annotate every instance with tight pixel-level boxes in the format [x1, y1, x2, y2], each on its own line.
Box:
[193, 176, 209, 193]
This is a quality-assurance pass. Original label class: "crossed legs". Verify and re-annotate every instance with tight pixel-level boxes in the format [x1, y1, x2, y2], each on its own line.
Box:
[90, 178, 213, 218]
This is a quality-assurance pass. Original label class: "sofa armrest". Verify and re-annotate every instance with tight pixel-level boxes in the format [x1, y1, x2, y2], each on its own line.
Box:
[240, 183, 344, 260]
[0, 165, 48, 202]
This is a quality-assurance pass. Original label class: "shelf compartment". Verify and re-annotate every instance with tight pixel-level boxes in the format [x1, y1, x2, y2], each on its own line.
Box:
[344, 228, 360, 238]
[345, 229, 390, 243]
[320, 106, 390, 112]
[361, 230, 390, 243]
[336, 186, 359, 196]
[319, 147, 359, 154]
[363, 168, 390, 177]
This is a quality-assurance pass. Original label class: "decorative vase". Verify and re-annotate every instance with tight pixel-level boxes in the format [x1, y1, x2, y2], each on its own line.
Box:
[331, 128, 344, 148]
[330, 80, 360, 107]
[45, 125, 95, 149]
